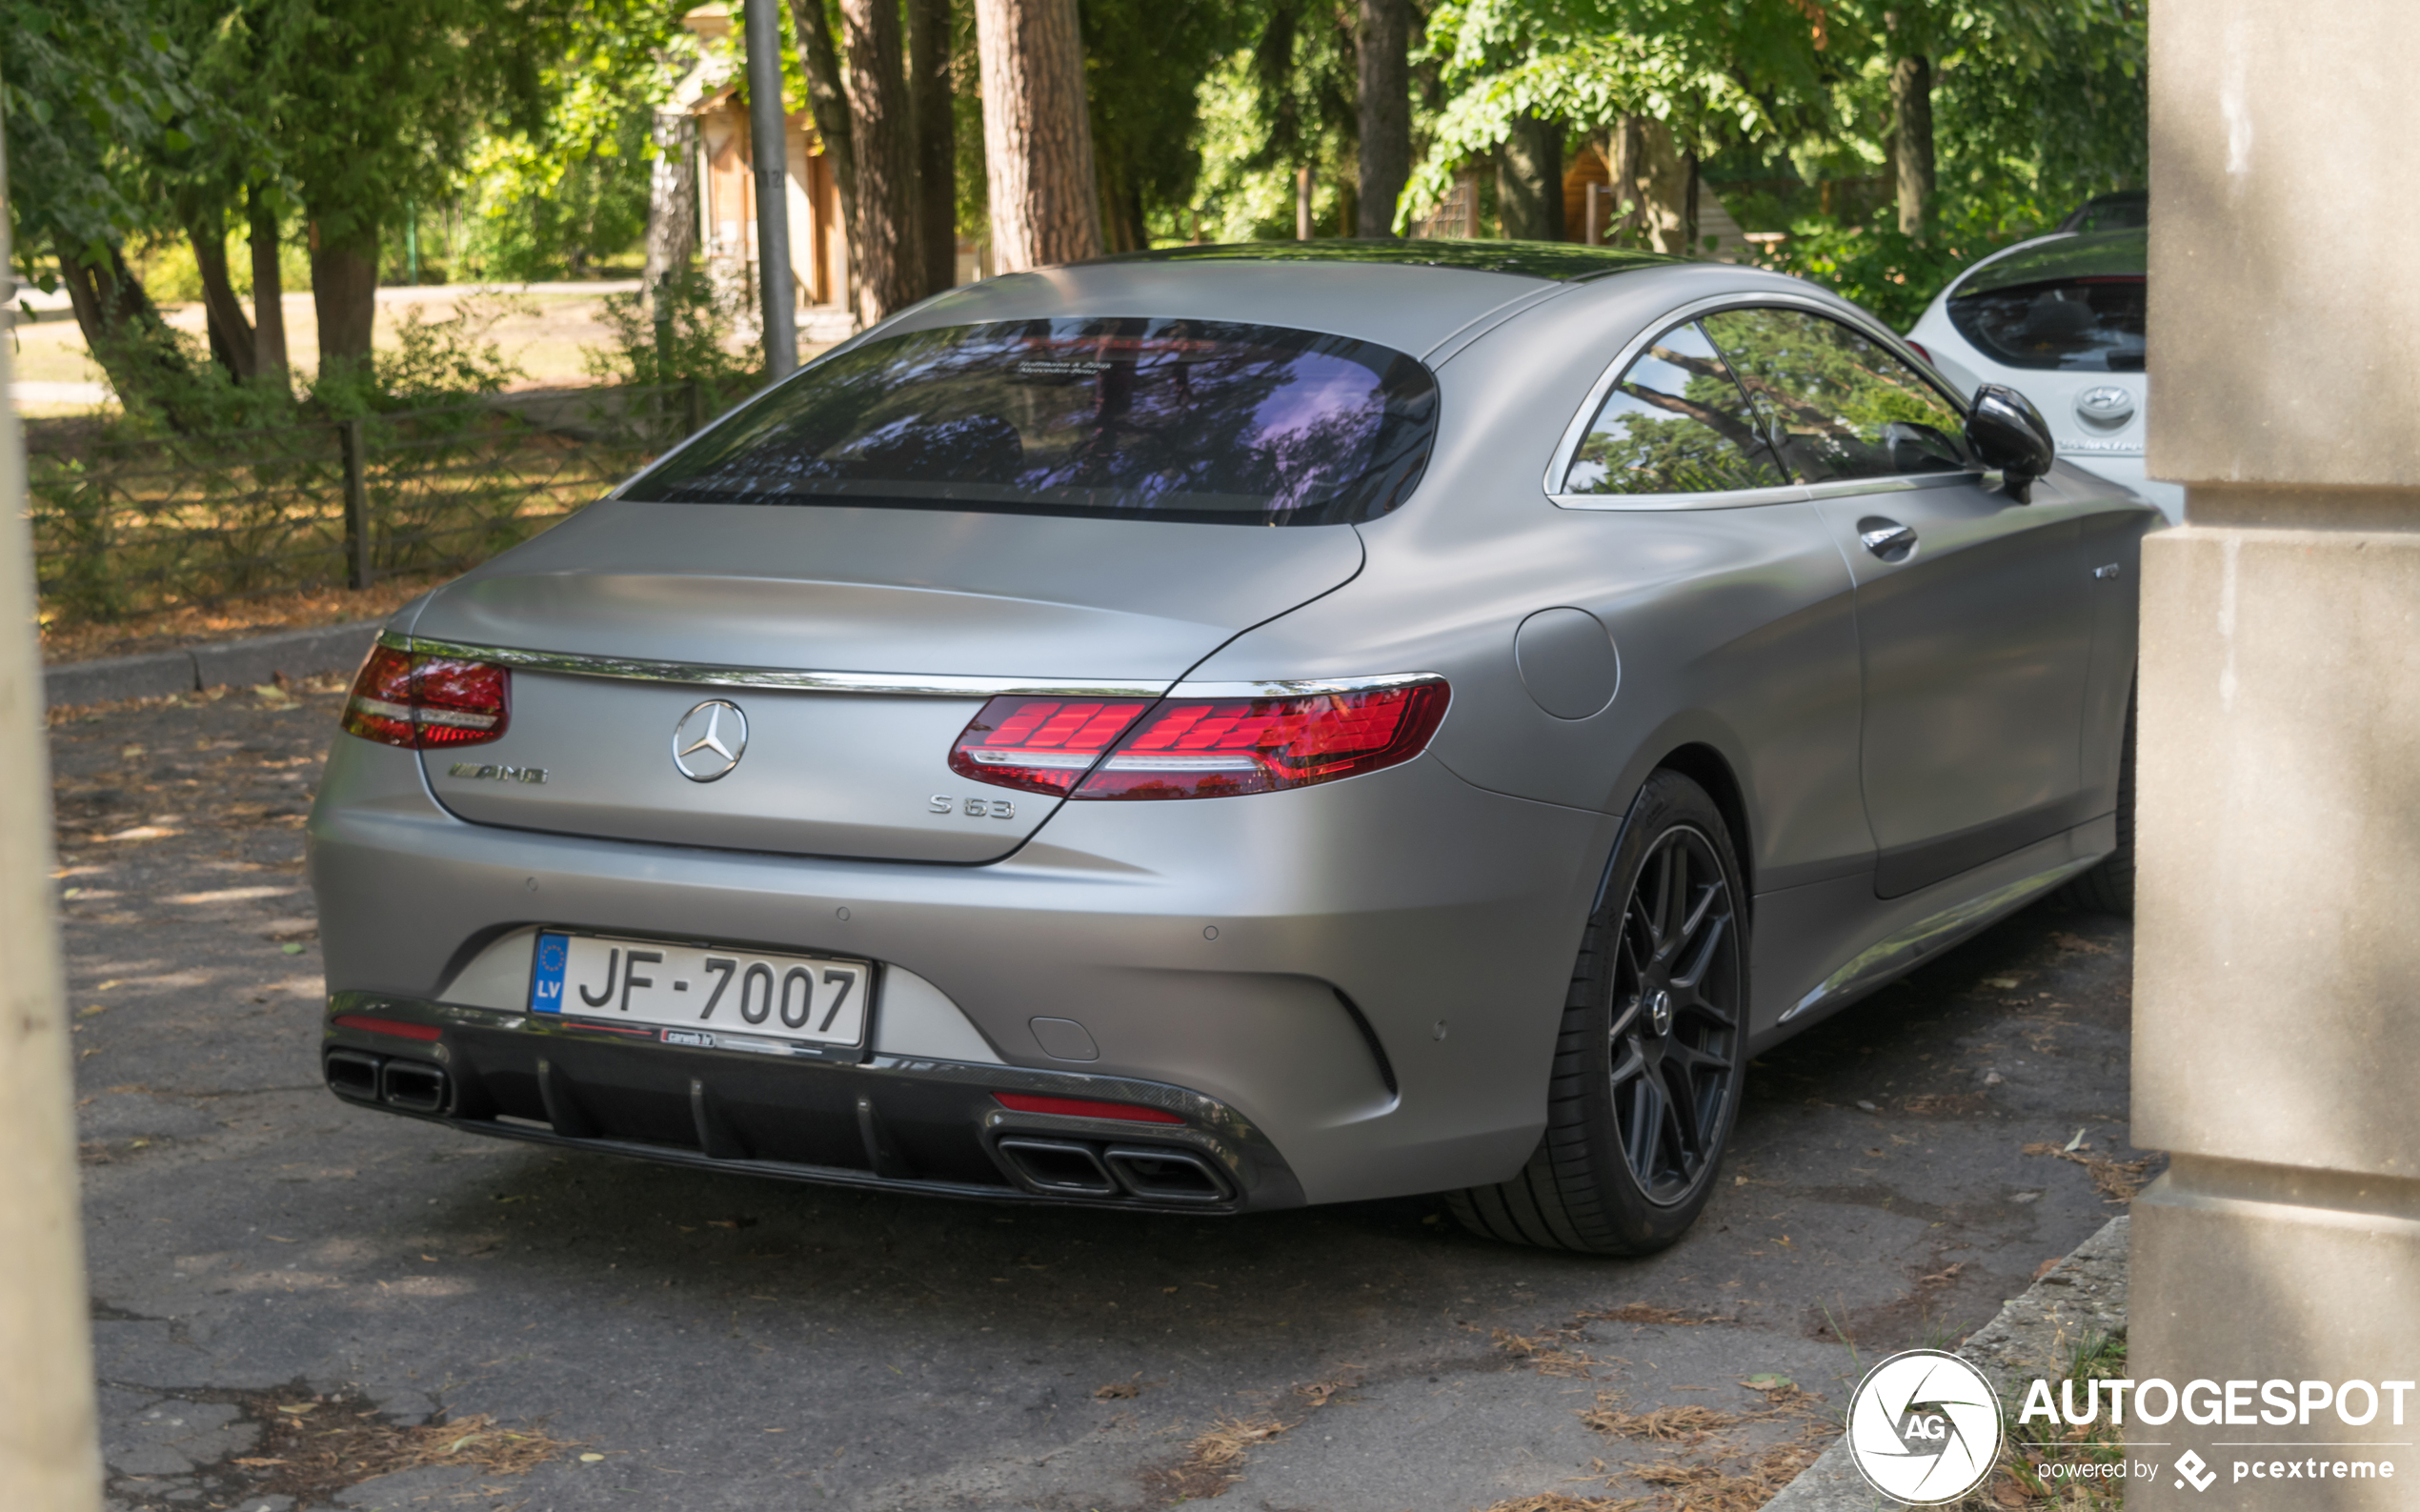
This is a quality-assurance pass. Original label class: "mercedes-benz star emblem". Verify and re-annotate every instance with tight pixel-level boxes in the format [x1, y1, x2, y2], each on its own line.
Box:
[1646, 988, 1673, 1038]
[672, 699, 749, 782]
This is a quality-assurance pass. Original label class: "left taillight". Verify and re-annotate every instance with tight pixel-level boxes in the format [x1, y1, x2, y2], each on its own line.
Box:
[341, 644, 510, 750]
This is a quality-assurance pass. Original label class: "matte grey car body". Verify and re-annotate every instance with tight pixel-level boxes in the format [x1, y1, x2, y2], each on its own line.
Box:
[309, 243, 2152, 1237]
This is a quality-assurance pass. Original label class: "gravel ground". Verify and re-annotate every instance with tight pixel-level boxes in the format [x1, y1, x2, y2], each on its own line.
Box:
[50, 682, 2148, 1512]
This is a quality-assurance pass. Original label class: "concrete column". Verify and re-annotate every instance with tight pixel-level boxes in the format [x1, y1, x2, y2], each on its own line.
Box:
[0, 120, 104, 1509]
[2132, 4, 2420, 1507]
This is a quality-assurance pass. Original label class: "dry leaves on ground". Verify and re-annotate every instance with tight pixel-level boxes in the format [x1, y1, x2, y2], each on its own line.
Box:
[1140, 1413, 1291, 1502]
[226, 1392, 573, 1508]
[41, 575, 443, 665]
[1476, 1495, 1648, 1512]
[1491, 1328, 1603, 1379]
[1579, 1303, 1732, 1327]
[1622, 1432, 1828, 1511]
[1576, 1403, 1743, 1446]
[1902, 1092, 1990, 1116]
[2022, 1141, 2157, 1201]
[1294, 1377, 1356, 1407]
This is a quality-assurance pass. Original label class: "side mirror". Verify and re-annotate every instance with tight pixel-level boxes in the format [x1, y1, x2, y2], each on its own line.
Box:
[1965, 384, 2056, 501]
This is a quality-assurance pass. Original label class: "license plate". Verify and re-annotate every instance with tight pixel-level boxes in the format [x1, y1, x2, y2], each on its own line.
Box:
[529, 932, 871, 1051]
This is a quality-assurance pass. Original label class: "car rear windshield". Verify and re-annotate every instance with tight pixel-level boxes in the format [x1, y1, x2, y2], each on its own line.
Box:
[626, 317, 1440, 526]
[1946, 230, 2146, 372]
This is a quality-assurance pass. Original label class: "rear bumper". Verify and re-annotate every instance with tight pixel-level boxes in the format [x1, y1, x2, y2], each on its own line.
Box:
[309, 737, 1617, 1205]
[322, 991, 1300, 1213]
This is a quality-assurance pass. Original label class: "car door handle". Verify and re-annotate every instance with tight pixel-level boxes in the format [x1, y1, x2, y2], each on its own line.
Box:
[1859, 521, 1917, 559]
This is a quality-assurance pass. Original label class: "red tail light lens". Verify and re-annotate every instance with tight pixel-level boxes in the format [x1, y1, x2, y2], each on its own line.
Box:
[949, 696, 1151, 795]
[342, 645, 511, 750]
[993, 1092, 1184, 1124]
[1075, 679, 1447, 800]
[1906, 340, 1932, 364]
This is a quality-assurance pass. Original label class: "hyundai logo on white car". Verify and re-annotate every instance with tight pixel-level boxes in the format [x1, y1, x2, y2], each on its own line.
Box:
[2076, 384, 2136, 423]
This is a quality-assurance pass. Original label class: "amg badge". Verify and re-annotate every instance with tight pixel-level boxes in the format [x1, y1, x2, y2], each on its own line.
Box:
[448, 762, 547, 784]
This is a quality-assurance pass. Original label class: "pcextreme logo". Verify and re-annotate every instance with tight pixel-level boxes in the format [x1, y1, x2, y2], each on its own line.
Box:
[1845, 1350, 2003, 1504]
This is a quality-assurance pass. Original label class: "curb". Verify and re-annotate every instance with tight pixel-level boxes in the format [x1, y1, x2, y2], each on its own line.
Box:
[1760, 1216, 2131, 1510]
[43, 619, 383, 710]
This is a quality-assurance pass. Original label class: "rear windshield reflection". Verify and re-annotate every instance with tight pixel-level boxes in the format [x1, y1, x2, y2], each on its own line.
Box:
[1948, 277, 2146, 373]
[628, 317, 1440, 526]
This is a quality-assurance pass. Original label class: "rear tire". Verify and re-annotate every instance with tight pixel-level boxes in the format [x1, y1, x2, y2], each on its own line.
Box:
[1450, 770, 1748, 1256]
[2060, 692, 2136, 916]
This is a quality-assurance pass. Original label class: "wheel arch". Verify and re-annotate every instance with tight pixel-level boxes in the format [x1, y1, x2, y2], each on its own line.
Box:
[1652, 740, 1755, 901]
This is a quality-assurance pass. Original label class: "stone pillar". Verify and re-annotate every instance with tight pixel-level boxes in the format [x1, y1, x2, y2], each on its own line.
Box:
[0, 120, 104, 1509]
[2131, 4, 2420, 1507]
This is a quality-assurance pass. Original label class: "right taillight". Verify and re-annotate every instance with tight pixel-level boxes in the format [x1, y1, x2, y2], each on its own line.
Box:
[1076, 679, 1448, 800]
[342, 645, 511, 750]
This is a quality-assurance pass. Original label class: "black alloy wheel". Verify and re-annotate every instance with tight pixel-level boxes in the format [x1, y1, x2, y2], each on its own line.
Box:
[1451, 770, 1749, 1255]
[1608, 823, 1742, 1206]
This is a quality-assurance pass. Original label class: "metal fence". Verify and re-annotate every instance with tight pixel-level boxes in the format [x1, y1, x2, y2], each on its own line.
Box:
[29, 380, 734, 624]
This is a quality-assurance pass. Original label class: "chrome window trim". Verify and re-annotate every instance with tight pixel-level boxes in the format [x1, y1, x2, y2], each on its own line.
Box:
[382, 633, 1170, 699]
[1166, 672, 1441, 699]
[1543, 290, 1974, 514]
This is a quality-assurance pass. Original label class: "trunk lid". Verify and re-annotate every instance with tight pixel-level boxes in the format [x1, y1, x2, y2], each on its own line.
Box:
[408, 502, 1361, 862]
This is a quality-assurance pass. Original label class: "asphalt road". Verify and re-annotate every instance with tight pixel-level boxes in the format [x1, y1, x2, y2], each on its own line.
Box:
[51, 682, 2148, 1512]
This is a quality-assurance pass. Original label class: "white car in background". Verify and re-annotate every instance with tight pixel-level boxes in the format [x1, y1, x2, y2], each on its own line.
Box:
[1905, 222, 2180, 522]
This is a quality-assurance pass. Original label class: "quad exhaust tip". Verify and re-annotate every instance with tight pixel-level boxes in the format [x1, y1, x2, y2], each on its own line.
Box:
[995, 1137, 1233, 1203]
[325, 1049, 449, 1114]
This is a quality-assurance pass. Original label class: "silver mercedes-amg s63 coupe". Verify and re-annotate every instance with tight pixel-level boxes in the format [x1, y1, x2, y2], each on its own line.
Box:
[310, 241, 2152, 1255]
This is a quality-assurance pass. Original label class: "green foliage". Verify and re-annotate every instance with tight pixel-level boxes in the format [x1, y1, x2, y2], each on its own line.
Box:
[1083, 0, 1236, 247]
[1751, 220, 2019, 330]
[0, 0, 192, 269]
[1184, 0, 1358, 243]
[451, 0, 690, 280]
[581, 268, 762, 393]
[1397, 0, 2145, 252]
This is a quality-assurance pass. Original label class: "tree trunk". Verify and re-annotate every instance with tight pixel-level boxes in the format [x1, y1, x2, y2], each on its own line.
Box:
[311, 225, 381, 380]
[1355, 0, 1411, 237]
[973, 0, 1101, 272]
[840, 0, 924, 323]
[1296, 164, 1315, 240]
[1097, 147, 1146, 253]
[1891, 52, 1935, 237]
[248, 190, 290, 383]
[790, 0, 858, 241]
[53, 237, 185, 407]
[188, 216, 258, 384]
[1617, 116, 1690, 254]
[1497, 111, 1562, 240]
[644, 109, 699, 285]
[907, 0, 958, 293]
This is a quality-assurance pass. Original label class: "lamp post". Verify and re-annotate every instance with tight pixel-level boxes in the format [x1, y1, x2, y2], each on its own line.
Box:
[743, 0, 798, 378]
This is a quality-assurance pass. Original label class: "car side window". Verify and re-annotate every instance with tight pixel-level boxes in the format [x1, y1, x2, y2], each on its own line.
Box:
[1561, 320, 1786, 496]
[1697, 308, 1970, 484]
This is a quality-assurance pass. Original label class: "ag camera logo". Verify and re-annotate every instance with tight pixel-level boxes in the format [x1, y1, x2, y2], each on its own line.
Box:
[1846, 1349, 2004, 1504]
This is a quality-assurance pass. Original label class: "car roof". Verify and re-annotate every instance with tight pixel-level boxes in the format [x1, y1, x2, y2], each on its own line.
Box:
[881, 240, 1686, 359]
[1088, 238, 1682, 282]
[1954, 228, 2146, 298]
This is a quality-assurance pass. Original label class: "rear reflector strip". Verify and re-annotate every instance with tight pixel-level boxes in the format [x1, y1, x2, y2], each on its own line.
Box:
[332, 1014, 443, 1042]
[993, 1092, 1185, 1125]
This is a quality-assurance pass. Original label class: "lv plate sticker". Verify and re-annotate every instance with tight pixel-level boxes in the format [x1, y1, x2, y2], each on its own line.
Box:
[531, 932, 570, 1014]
